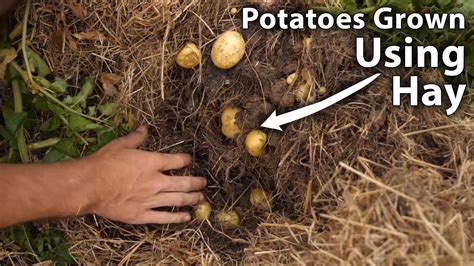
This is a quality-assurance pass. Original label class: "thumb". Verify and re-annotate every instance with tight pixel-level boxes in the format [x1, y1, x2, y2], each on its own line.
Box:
[112, 125, 148, 149]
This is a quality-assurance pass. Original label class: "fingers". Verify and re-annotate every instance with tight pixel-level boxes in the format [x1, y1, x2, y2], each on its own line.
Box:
[160, 175, 207, 192]
[135, 211, 191, 224]
[156, 153, 192, 171]
[109, 125, 148, 149]
[147, 192, 204, 208]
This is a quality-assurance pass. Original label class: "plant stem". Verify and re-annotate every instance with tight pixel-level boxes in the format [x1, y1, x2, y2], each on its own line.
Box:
[27, 137, 98, 150]
[20, 0, 35, 91]
[27, 138, 60, 150]
[17, 0, 110, 126]
[57, 115, 90, 145]
[9, 62, 110, 126]
[12, 80, 30, 163]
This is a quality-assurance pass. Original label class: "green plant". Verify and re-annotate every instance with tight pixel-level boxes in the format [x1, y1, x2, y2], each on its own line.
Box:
[0, 0, 132, 262]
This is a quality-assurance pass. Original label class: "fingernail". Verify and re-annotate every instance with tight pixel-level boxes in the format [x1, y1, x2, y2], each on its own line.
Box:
[183, 213, 191, 222]
[136, 125, 146, 132]
[199, 194, 205, 201]
[202, 178, 207, 187]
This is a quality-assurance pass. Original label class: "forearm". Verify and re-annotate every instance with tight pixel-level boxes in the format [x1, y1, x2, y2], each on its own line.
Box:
[0, 161, 97, 228]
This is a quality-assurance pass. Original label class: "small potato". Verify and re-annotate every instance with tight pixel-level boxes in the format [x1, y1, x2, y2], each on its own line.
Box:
[294, 68, 313, 102]
[221, 106, 242, 139]
[286, 72, 297, 85]
[295, 83, 311, 102]
[318, 86, 327, 95]
[230, 7, 238, 16]
[216, 210, 240, 228]
[250, 188, 271, 209]
[303, 37, 312, 48]
[194, 201, 212, 221]
[211, 31, 245, 69]
[176, 42, 201, 69]
[245, 130, 267, 157]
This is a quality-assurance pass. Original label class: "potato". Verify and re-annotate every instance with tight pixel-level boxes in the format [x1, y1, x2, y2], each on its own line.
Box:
[211, 31, 245, 69]
[286, 72, 297, 85]
[245, 130, 267, 157]
[250, 188, 271, 209]
[230, 7, 238, 16]
[295, 83, 311, 101]
[318, 86, 327, 95]
[303, 37, 312, 48]
[294, 68, 313, 102]
[194, 201, 212, 221]
[221, 106, 242, 139]
[216, 210, 240, 228]
[176, 42, 201, 69]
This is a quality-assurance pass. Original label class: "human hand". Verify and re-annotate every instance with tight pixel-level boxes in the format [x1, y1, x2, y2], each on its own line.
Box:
[82, 126, 206, 224]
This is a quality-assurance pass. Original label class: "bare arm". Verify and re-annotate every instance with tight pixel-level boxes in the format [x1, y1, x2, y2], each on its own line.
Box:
[0, 126, 207, 228]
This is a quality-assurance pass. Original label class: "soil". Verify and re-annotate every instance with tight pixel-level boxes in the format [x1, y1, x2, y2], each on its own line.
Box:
[2, 0, 472, 264]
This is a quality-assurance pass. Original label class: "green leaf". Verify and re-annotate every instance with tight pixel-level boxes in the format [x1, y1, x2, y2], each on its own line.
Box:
[68, 113, 95, 132]
[47, 102, 65, 116]
[42, 139, 79, 162]
[87, 106, 97, 117]
[387, 0, 414, 11]
[8, 22, 23, 40]
[32, 95, 49, 111]
[67, 114, 102, 133]
[34, 76, 52, 89]
[0, 47, 17, 80]
[98, 130, 119, 146]
[51, 77, 68, 93]
[2, 105, 27, 133]
[26, 48, 50, 77]
[63, 77, 94, 108]
[9, 226, 30, 251]
[98, 103, 117, 116]
[0, 125, 14, 141]
[456, 0, 474, 16]
[40, 116, 61, 132]
[340, 0, 358, 12]
[53, 139, 80, 158]
[42, 149, 73, 162]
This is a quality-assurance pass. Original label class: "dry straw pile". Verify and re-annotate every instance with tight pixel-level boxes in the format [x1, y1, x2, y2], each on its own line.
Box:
[2, 0, 473, 264]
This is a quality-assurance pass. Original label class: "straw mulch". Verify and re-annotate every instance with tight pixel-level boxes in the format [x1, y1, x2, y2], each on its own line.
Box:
[1, 0, 473, 264]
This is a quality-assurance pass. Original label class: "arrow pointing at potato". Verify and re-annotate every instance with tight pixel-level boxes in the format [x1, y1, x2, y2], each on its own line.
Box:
[261, 73, 381, 131]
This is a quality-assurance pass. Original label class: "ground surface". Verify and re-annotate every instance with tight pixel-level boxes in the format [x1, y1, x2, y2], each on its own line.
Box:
[1, 0, 473, 264]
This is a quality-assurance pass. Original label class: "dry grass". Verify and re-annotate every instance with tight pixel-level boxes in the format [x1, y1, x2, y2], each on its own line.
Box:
[1, 0, 473, 264]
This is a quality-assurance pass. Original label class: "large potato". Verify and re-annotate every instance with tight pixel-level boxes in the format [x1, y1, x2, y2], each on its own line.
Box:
[211, 31, 245, 69]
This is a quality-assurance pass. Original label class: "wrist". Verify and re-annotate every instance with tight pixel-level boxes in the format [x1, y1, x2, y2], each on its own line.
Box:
[61, 159, 100, 216]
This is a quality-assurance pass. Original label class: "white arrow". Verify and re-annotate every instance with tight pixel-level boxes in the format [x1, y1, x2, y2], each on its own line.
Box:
[261, 73, 381, 131]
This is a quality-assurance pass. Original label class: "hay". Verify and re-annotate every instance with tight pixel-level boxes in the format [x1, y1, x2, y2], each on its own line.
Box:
[1, 0, 473, 264]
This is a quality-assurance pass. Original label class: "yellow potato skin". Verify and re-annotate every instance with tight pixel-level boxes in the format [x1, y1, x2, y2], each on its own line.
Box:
[286, 72, 297, 85]
[216, 210, 240, 228]
[211, 31, 245, 69]
[176, 42, 201, 69]
[221, 106, 242, 139]
[295, 83, 311, 101]
[245, 130, 267, 157]
[250, 188, 271, 209]
[294, 68, 313, 102]
[194, 201, 212, 221]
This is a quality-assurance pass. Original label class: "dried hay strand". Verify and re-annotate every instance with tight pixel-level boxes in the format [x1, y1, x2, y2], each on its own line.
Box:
[1, 0, 473, 264]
